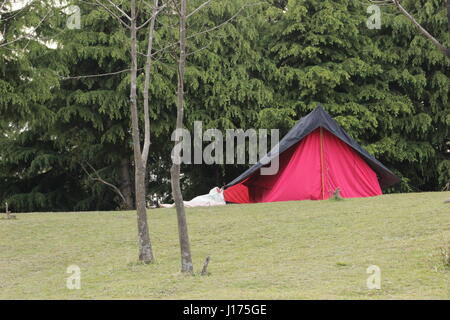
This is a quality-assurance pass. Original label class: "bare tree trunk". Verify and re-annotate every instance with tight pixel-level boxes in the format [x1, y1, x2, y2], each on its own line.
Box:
[171, 0, 193, 274]
[130, 0, 154, 264]
[119, 158, 134, 210]
[142, 0, 159, 164]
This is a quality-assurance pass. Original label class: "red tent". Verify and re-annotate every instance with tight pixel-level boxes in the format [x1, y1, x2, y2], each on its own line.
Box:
[224, 106, 399, 204]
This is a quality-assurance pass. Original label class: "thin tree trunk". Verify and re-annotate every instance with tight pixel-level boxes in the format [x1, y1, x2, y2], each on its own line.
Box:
[119, 157, 134, 210]
[130, 0, 154, 264]
[141, 0, 159, 164]
[171, 0, 193, 274]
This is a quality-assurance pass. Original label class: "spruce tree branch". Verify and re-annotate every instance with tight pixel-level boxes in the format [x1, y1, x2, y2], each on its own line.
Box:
[186, 38, 213, 56]
[146, 41, 178, 58]
[167, 0, 182, 16]
[0, 0, 8, 11]
[95, 0, 131, 28]
[392, 0, 450, 59]
[78, 0, 131, 29]
[368, 0, 450, 60]
[186, 2, 262, 41]
[154, 12, 180, 30]
[102, 0, 132, 21]
[0, 7, 52, 48]
[0, 0, 35, 22]
[0, 0, 38, 14]
[137, 2, 166, 30]
[137, 2, 261, 59]
[60, 68, 138, 80]
[187, 0, 213, 18]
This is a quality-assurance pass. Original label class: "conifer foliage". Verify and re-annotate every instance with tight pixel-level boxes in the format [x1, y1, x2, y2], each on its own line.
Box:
[0, 0, 448, 212]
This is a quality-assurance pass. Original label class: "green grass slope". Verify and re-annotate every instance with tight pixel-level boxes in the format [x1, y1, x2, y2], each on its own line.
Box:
[0, 192, 449, 299]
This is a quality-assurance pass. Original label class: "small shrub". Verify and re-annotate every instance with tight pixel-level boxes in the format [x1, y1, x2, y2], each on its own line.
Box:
[440, 243, 450, 268]
[336, 262, 349, 267]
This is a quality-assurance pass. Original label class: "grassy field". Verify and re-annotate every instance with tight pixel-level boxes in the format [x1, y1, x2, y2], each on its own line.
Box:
[0, 192, 449, 300]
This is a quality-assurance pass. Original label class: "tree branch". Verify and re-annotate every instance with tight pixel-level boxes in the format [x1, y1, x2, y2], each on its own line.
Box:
[369, 0, 450, 60]
[102, 0, 132, 21]
[0, 6, 52, 48]
[77, 0, 131, 29]
[81, 162, 128, 206]
[186, 2, 262, 41]
[60, 68, 134, 80]
[137, 2, 166, 30]
[187, 0, 213, 18]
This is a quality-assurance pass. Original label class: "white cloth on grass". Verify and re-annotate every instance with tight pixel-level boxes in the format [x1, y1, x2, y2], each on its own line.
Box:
[160, 187, 226, 208]
[184, 187, 225, 207]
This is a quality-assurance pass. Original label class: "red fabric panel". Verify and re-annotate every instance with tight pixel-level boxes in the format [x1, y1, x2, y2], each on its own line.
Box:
[322, 129, 382, 199]
[223, 179, 251, 203]
[224, 128, 382, 203]
[245, 129, 323, 202]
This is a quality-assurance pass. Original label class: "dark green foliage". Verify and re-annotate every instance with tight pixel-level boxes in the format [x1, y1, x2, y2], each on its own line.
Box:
[264, 0, 449, 192]
[0, 0, 448, 212]
[378, 0, 450, 191]
[1, 1, 133, 211]
[0, 1, 67, 212]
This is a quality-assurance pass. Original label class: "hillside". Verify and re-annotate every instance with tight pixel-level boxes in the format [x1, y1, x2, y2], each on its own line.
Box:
[0, 192, 449, 299]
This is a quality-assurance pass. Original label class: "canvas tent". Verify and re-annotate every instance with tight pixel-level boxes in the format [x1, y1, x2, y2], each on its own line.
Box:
[223, 105, 400, 204]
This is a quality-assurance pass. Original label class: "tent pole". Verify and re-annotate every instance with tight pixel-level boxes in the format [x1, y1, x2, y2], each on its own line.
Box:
[320, 127, 325, 200]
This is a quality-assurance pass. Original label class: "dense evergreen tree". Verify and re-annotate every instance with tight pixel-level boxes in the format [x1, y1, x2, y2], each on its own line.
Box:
[179, 0, 275, 197]
[1, 1, 175, 211]
[0, 0, 448, 212]
[265, 0, 449, 191]
[0, 1, 67, 212]
[53, 1, 135, 210]
[373, 0, 450, 190]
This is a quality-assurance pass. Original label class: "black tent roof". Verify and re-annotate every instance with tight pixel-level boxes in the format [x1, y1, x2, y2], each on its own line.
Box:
[225, 105, 400, 189]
